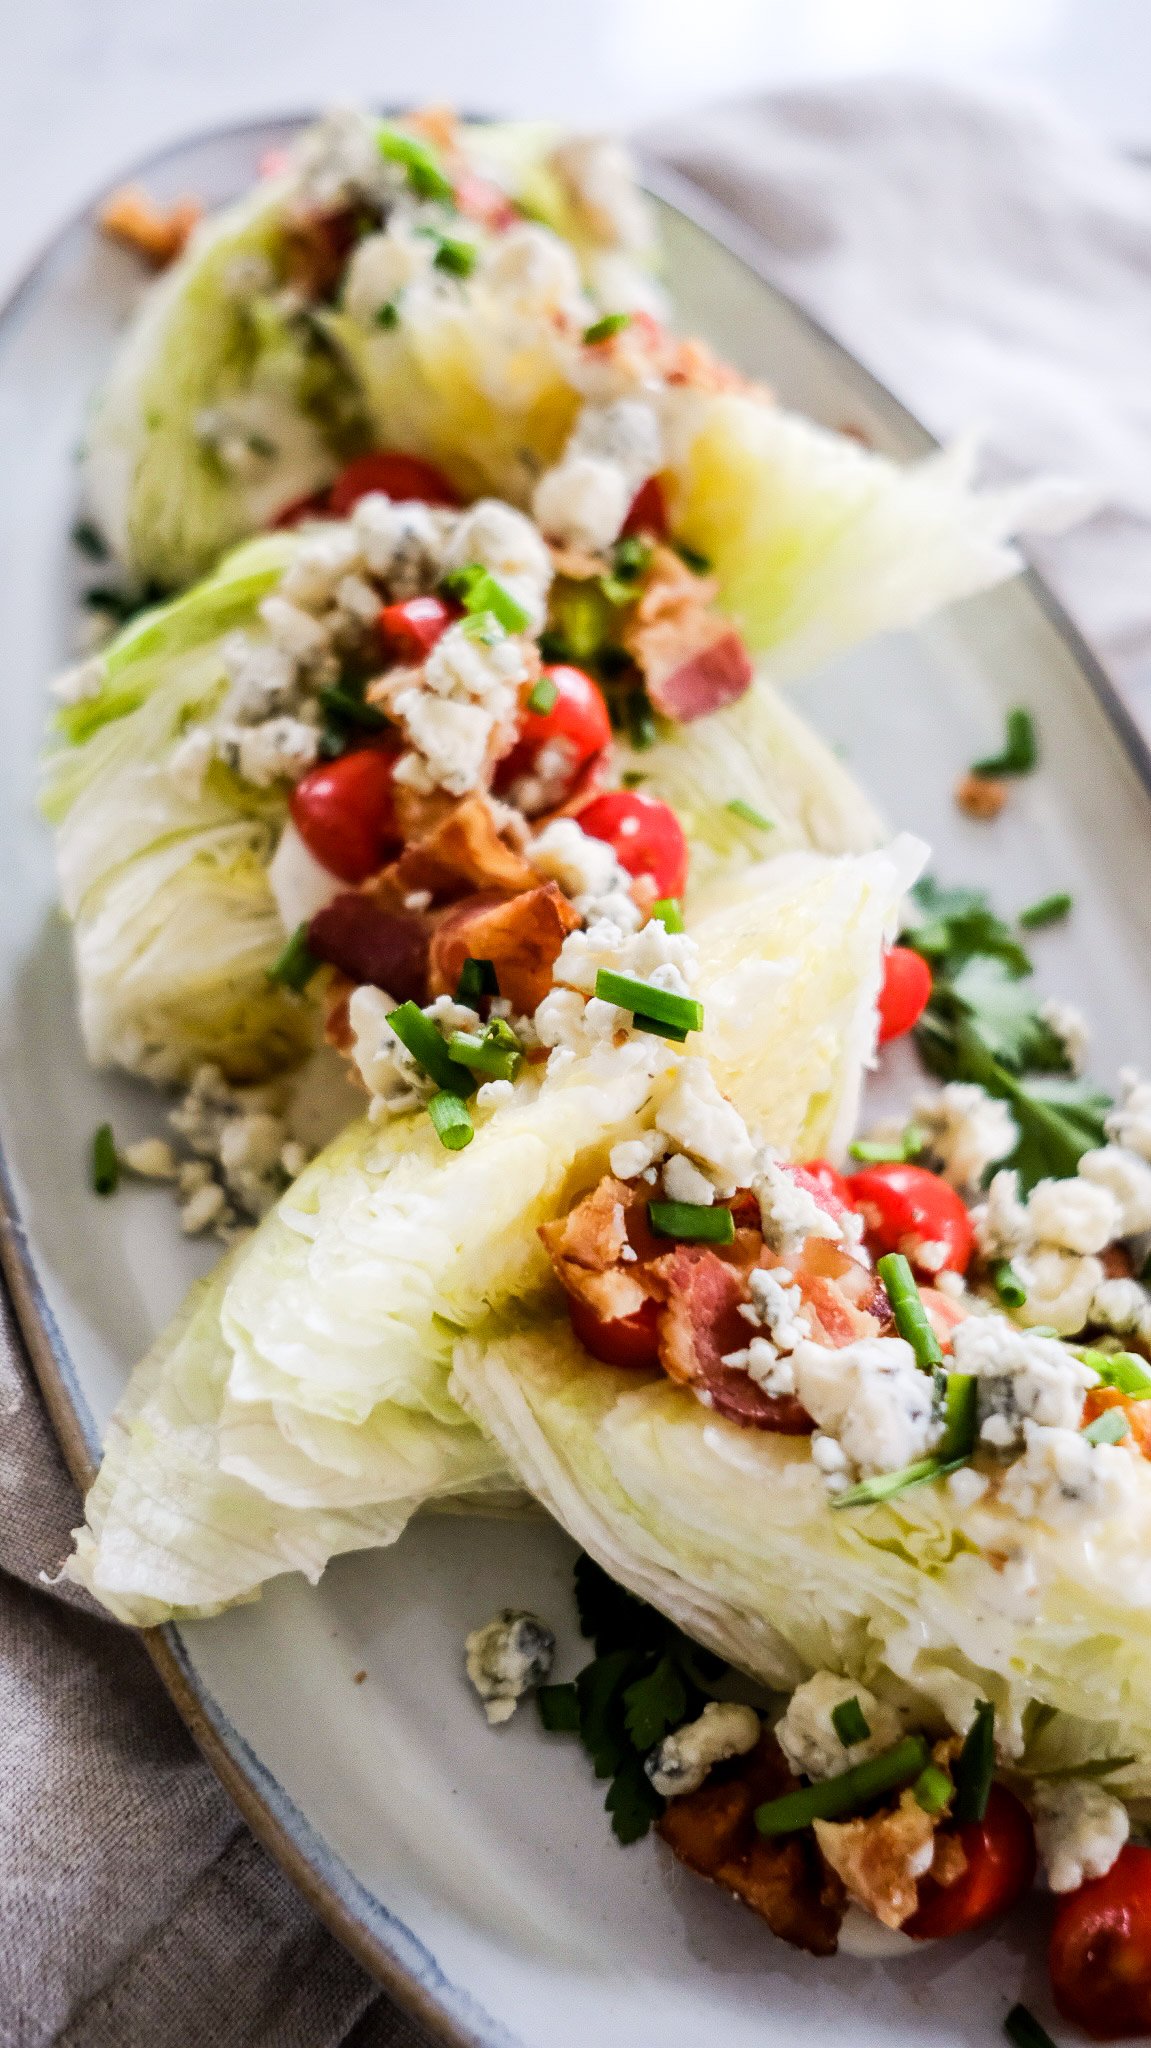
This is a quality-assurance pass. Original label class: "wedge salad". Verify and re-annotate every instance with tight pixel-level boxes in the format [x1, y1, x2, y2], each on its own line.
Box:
[47, 105, 1151, 2042]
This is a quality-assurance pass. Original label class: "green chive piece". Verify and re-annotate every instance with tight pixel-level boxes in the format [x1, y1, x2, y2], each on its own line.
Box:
[1083, 1407, 1130, 1446]
[726, 797, 774, 830]
[376, 126, 454, 202]
[1019, 891, 1072, 929]
[447, 1029, 522, 1082]
[913, 1762, 954, 1816]
[993, 1259, 1028, 1308]
[1004, 2004, 1058, 2048]
[527, 674, 559, 715]
[754, 1735, 930, 1837]
[594, 969, 703, 1035]
[937, 1373, 978, 1462]
[316, 686, 388, 733]
[1088, 1350, 1151, 1399]
[428, 1090, 474, 1150]
[454, 957, 499, 1004]
[431, 233, 476, 278]
[632, 1013, 690, 1044]
[583, 311, 632, 344]
[91, 1123, 119, 1196]
[952, 1699, 995, 1823]
[651, 898, 684, 934]
[73, 517, 108, 559]
[877, 1252, 943, 1373]
[386, 1001, 475, 1097]
[832, 1454, 966, 1510]
[375, 298, 400, 329]
[674, 542, 712, 574]
[611, 534, 652, 581]
[268, 923, 320, 992]
[831, 1696, 871, 1747]
[850, 1124, 925, 1165]
[648, 1201, 735, 1245]
[627, 689, 657, 751]
[972, 707, 1037, 778]
[621, 770, 647, 789]
[442, 563, 528, 635]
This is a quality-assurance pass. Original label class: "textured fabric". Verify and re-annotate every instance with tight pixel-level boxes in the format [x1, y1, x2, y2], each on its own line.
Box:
[5, 73, 1151, 2048]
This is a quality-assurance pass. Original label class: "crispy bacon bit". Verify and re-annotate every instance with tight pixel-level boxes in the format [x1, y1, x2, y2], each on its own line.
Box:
[98, 187, 202, 267]
[282, 206, 360, 299]
[955, 772, 1008, 821]
[390, 794, 539, 902]
[406, 103, 459, 156]
[930, 1830, 970, 1890]
[540, 1177, 650, 1322]
[658, 1733, 845, 1956]
[308, 895, 430, 1004]
[624, 547, 752, 722]
[814, 1790, 936, 1930]
[650, 1245, 812, 1433]
[427, 882, 580, 1016]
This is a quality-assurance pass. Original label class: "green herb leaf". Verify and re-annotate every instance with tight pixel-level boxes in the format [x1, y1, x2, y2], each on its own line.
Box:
[972, 707, 1037, 778]
[427, 1090, 474, 1150]
[605, 1753, 664, 1843]
[577, 1648, 643, 1779]
[623, 1655, 688, 1751]
[1019, 891, 1072, 929]
[375, 298, 400, 329]
[72, 518, 108, 560]
[831, 1696, 871, 1747]
[1004, 2003, 1058, 2048]
[952, 1699, 995, 1824]
[91, 1123, 119, 1196]
[648, 1201, 735, 1245]
[583, 311, 632, 344]
[574, 1554, 662, 1656]
[947, 956, 1068, 1073]
[904, 876, 1031, 978]
[755, 1737, 930, 1836]
[726, 797, 774, 830]
[536, 1682, 581, 1733]
[316, 685, 388, 734]
[267, 923, 320, 992]
[1083, 1407, 1130, 1445]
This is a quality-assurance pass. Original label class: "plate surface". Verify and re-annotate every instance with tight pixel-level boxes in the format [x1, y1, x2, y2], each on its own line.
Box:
[3, 117, 1150, 2048]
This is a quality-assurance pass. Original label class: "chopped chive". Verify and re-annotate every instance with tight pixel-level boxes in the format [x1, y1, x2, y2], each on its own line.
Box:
[316, 686, 388, 732]
[1004, 2005, 1058, 2048]
[674, 541, 712, 575]
[648, 1201, 735, 1245]
[583, 311, 631, 344]
[1019, 891, 1072, 929]
[755, 1735, 929, 1837]
[441, 563, 528, 635]
[455, 957, 499, 1004]
[726, 798, 774, 830]
[594, 969, 703, 1035]
[72, 517, 108, 559]
[831, 1454, 967, 1509]
[993, 1259, 1028, 1308]
[937, 1372, 978, 1462]
[651, 898, 684, 934]
[621, 770, 647, 788]
[536, 1681, 581, 1733]
[972, 707, 1037, 778]
[850, 1124, 924, 1165]
[447, 1029, 522, 1082]
[632, 1012, 690, 1043]
[268, 923, 320, 992]
[431, 233, 476, 278]
[1087, 1350, 1151, 1399]
[376, 126, 454, 202]
[627, 689, 657, 751]
[952, 1699, 995, 1824]
[831, 1696, 871, 1747]
[428, 1090, 474, 1150]
[1083, 1407, 1130, 1446]
[1029, 1753, 1137, 1783]
[527, 674, 559, 715]
[386, 1001, 475, 1097]
[913, 1762, 954, 1815]
[612, 535, 652, 581]
[876, 1252, 944, 1373]
[375, 298, 400, 329]
[91, 1123, 119, 1196]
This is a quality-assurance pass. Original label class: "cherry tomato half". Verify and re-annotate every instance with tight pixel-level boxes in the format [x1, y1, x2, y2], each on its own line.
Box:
[575, 790, 688, 900]
[289, 745, 403, 884]
[568, 1291, 661, 1371]
[906, 1784, 1035, 1941]
[622, 475, 669, 539]
[877, 946, 933, 1044]
[379, 594, 455, 663]
[494, 665, 613, 811]
[1050, 1844, 1151, 2040]
[794, 1160, 855, 1221]
[846, 1160, 974, 1276]
[327, 451, 461, 516]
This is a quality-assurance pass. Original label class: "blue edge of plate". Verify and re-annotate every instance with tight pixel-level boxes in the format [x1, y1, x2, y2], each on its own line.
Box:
[4, 110, 1151, 2048]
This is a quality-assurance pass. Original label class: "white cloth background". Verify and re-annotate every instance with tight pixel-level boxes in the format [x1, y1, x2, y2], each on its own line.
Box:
[5, 75, 1151, 2048]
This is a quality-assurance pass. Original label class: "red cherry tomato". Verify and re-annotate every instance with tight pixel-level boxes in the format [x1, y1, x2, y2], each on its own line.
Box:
[794, 1160, 855, 1220]
[379, 594, 456, 663]
[906, 1783, 1035, 1941]
[494, 665, 613, 809]
[1051, 1845, 1151, 2039]
[878, 946, 933, 1044]
[622, 475, 669, 539]
[289, 745, 403, 884]
[846, 1161, 974, 1276]
[568, 1291, 661, 1371]
[268, 487, 331, 529]
[327, 451, 461, 516]
[575, 790, 688, 900]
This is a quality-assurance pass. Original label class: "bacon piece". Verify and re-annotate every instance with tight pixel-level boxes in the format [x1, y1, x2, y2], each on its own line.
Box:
[427, 882, 580, 1016]
[650, 1245, 813, 1433]
[814, 1790, 936, 1930]
[623, 546, 752, 722]
[308, 895, 430, 1004]
[1083, 1385, 1151, 1460]
[658, 1733, 844, 1956]
[540, 1178, 651, 1322]
[390, 794, 539, 902]
[98, 187, 202, 267]
[282, 205, 361, 299]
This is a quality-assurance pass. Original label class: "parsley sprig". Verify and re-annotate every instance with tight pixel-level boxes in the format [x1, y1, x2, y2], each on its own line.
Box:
[536, 1555, 730, 1844]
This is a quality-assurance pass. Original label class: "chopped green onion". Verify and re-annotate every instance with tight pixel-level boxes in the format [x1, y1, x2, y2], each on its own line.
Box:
[375, 298, 400, 329]
[832, 1454, 967, 1510]
[972, 707, 1037, 778]
[674, 542, 711, 575]
[583, 311, 631, 344]
[91, 1123, 119, 1196]
[621, 770, 647, 789]
[268, 923, 320, 992]
[993, 1259, 1028, 1308]
[1083, 1407, 1130, 1446]
[377, 125, 454, 202]
[831, 1696, 871, 1747]
[651, 898, 684, 934]
[527, 674, 559, 715]
[447, 1028, 523, 1082]
[611, 535, 652, 581]
[952, 1699, 995, 1824]
[428, 1090, 474, 1150]
[316, 686, 388, 733]
[1004, 2004, 1058, 2048]
[648, 1201, 735, 1245]
[850, 1124, 925, 1165]
[937, 1373, 977, 1462]
[1019, 891, 1072, 929]
[442, 563, 528, 634]
[536, 1681, 581, 1733]
[1029, 1753, 1137, 1784]
[1077, 1348, 1151, 1398]
[594, 970, 703, 1035]
[755, 1735, 929, 1837]
[459, 610, 501, 646]
[626, 689, 657, 751]
[386, 1001, 475, 1097]
[726, 797, 774, 831]
[72, 518, 108, 559]
[632, 1012, 690, 1043]
[913, 1762, 954, 1815]
[455, 957, 499, 1004]
[876, 1252, 944, 1373]
[431, 233, 476, 278]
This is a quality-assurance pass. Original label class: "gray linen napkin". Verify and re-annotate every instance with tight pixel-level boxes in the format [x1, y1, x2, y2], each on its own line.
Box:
[5, 73, 1151, 2048]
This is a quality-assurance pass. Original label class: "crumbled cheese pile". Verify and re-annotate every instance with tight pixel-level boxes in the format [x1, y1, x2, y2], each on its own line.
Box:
[464, 1608, 555, 1725]
[1029, 1777, 1130, 1892]
[645, 1701, 761, 1799]
[775, 1673, 905, 1783]
[123, 1062, 310, 1240]
[532, 397, 662, 553]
